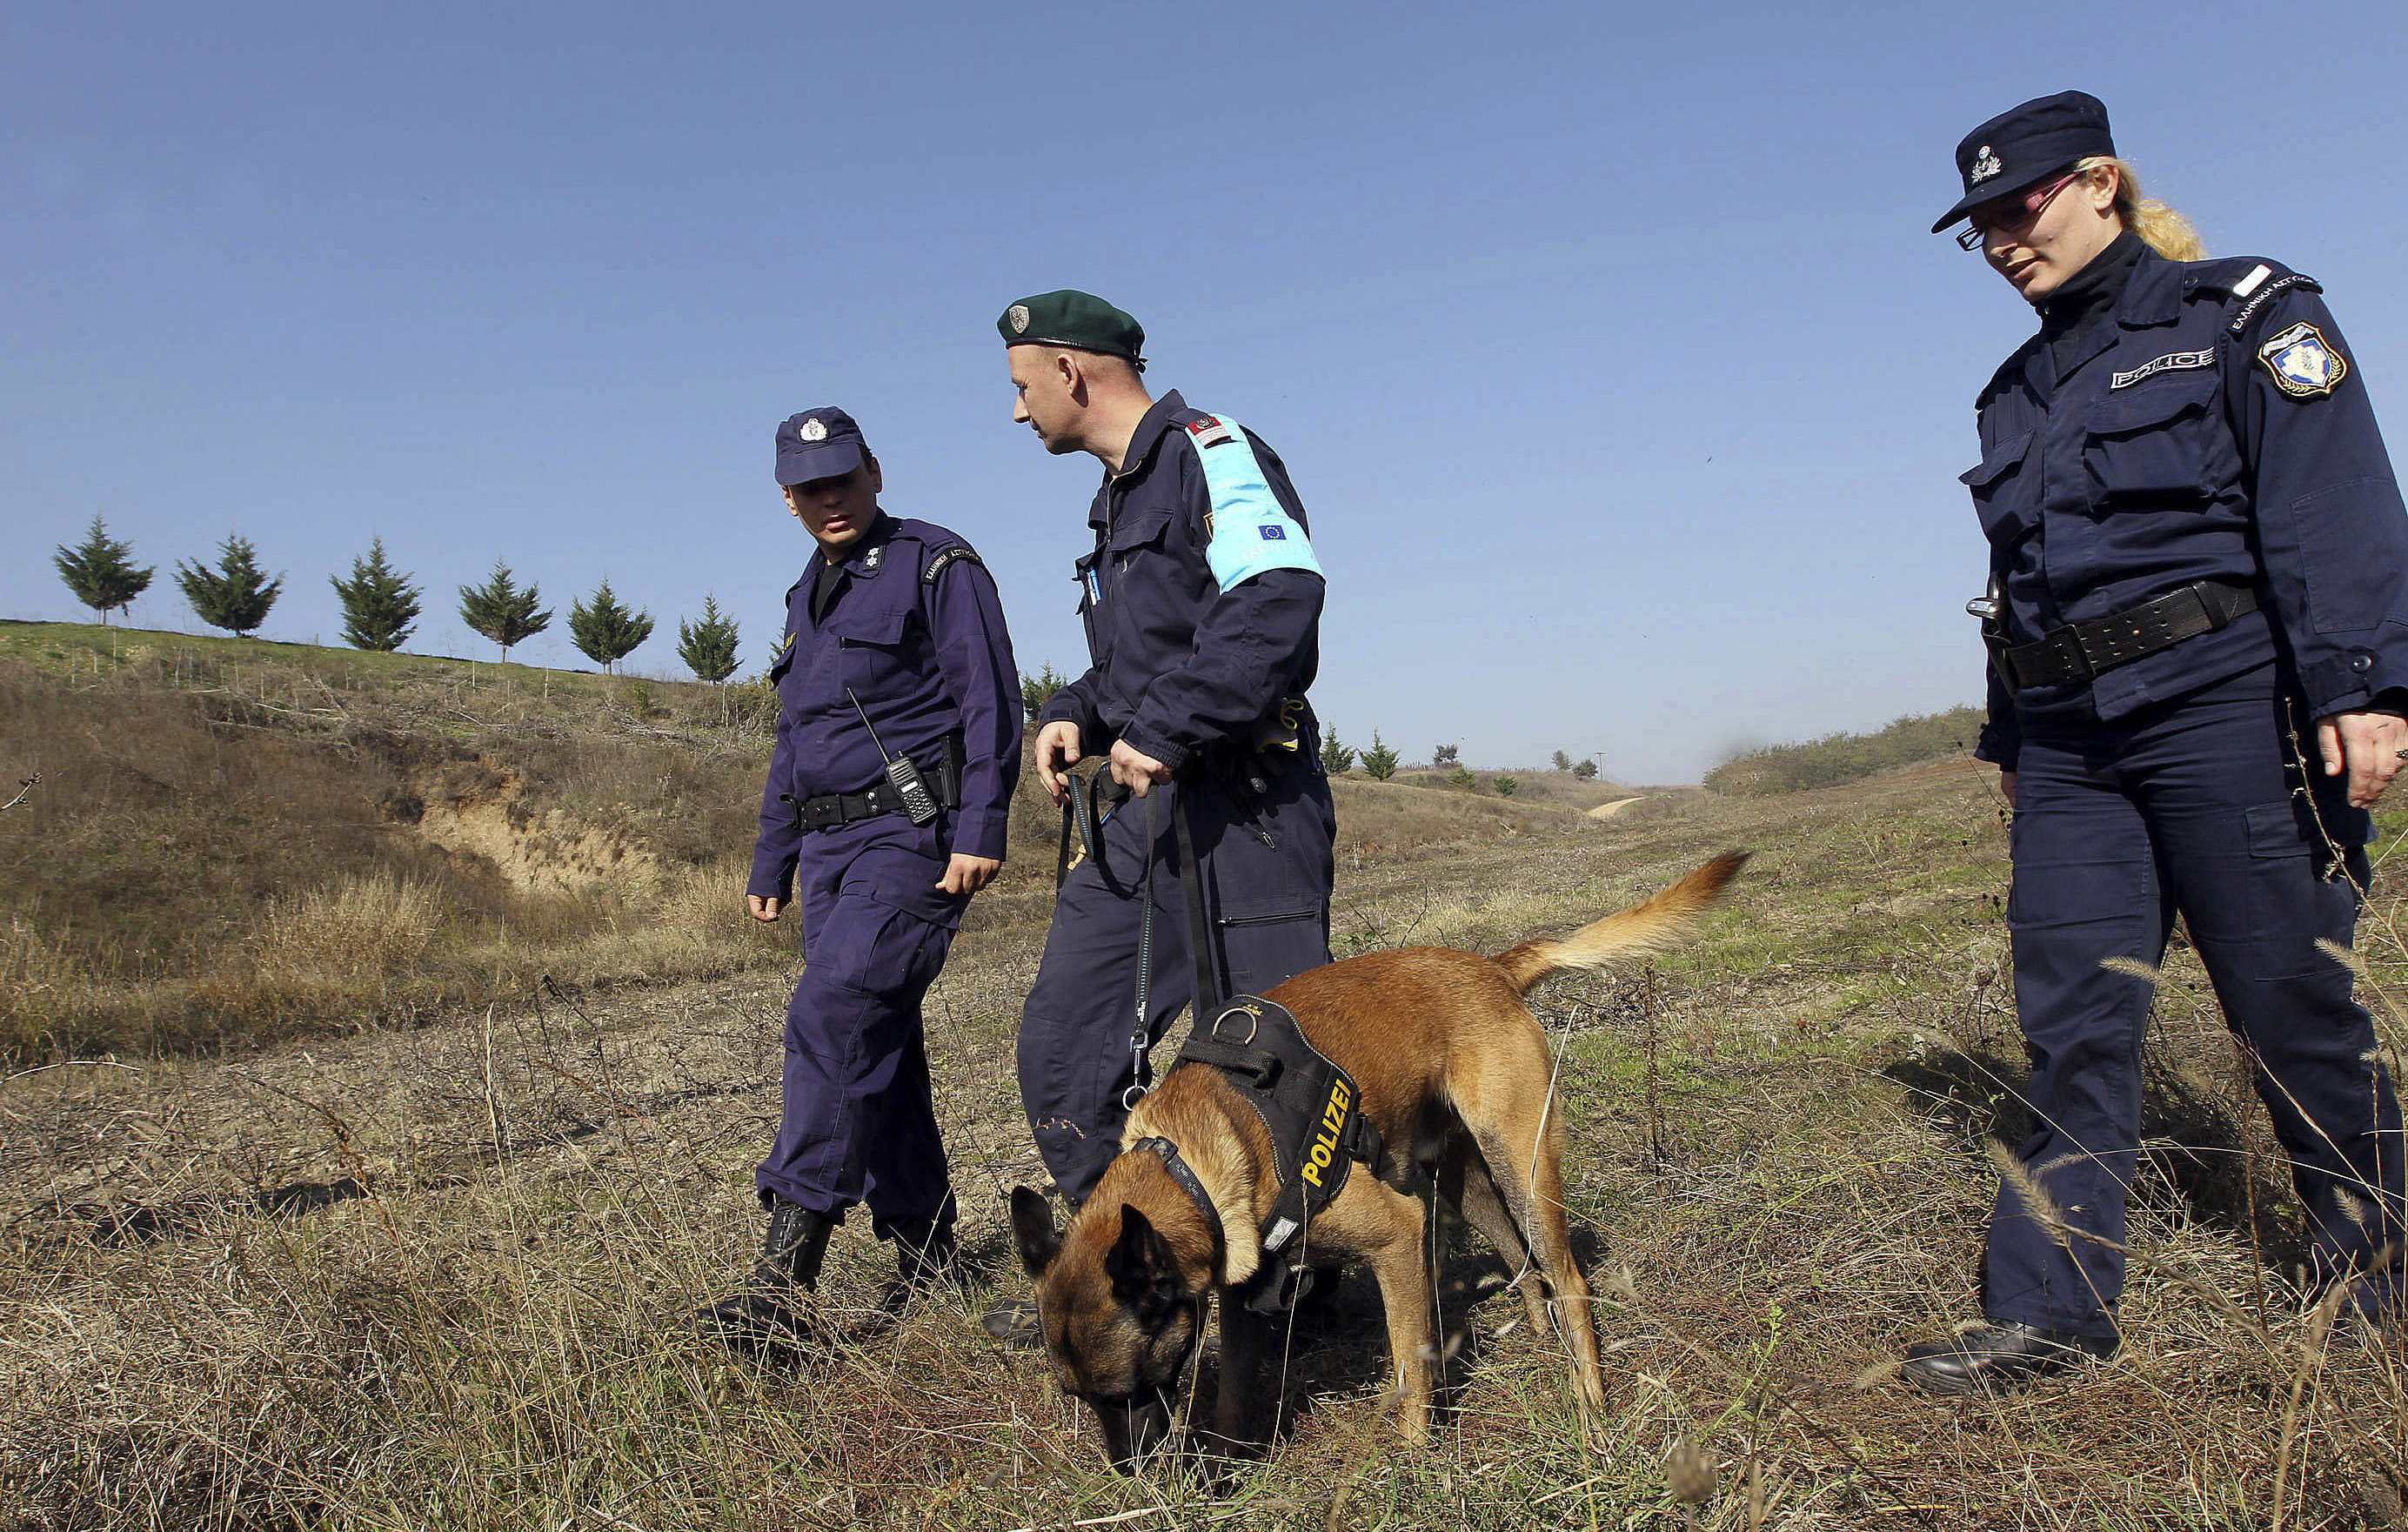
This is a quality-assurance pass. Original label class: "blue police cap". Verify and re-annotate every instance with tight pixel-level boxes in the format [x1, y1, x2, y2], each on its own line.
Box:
[1930, 90, 2117, 234]
[774, 406, 869, 486]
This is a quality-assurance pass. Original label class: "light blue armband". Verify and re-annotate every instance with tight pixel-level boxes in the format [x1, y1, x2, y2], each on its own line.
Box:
[1184, 414, 1325, 592]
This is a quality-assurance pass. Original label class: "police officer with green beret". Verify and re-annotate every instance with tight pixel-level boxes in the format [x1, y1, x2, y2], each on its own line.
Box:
[986, 290, 1338, 1343]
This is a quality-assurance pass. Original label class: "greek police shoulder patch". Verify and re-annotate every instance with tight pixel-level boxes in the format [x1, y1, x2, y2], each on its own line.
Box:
[922, 545, 984, 584]
[2258, 320, 2347, 399]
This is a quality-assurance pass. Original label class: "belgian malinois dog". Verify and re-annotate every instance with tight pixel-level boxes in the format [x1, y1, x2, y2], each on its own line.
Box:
[1011, 851, 1748, 1469]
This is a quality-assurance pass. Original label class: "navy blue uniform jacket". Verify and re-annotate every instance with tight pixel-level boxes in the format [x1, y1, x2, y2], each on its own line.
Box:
[748, 515, 1021, 900]
[1966, 249, 2408, 768]
[1033, 391, 1325, 773]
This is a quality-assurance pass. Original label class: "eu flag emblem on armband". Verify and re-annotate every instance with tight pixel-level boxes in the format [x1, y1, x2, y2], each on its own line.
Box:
[1259, 525, 1286, 540]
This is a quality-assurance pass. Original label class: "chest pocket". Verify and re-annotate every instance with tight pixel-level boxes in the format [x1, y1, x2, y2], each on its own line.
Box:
[823, 600, 917, 700]
[1107, 505, 1177, 570]
[1960, 430, 2037, 546]
[2084, 369, 2221, 508]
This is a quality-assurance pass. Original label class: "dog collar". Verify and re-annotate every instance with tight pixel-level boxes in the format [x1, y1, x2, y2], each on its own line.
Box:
[1130, 1135, 1226, 1283]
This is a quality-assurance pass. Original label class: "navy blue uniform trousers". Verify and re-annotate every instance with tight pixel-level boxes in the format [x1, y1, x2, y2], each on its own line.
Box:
[1991, 664, 2404, 1336]
[757, 819, 967, 1239]
[1019, 761, 1336, 1203]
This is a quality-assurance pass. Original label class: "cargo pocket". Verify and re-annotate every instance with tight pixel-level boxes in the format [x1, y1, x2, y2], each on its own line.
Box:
[2084, 371, 2218, 508]
[2246, 794, 2370, 861]
[1961, 430, 2037, 546]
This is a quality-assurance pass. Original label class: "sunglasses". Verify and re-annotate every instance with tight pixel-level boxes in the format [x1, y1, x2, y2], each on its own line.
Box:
[1956, 171, 2084, 251]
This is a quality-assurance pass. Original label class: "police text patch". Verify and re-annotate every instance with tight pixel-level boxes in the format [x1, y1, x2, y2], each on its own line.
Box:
[2110, 350, 2216, 389]
[2258, 321, 2347, 399]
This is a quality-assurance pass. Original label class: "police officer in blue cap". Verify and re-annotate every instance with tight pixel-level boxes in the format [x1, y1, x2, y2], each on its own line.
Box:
[1907, 91, 2408, 1395]
[700, 406, 1022, 1357]
[982, 291, 1336, 1343]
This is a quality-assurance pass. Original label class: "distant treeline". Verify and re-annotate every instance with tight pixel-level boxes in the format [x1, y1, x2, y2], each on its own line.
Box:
[1704, 706, 1984, 796]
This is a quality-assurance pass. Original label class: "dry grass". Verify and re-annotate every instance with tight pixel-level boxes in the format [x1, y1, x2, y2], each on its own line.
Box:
[7, 637, 2408, 1528]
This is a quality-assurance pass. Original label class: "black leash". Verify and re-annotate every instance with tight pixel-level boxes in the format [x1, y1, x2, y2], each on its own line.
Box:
[1119, 782, 1224, 1109]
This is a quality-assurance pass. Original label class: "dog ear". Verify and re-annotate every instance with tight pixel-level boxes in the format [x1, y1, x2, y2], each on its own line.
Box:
[1010, 1185, 1061, 1278]
[1104, 1204, 1185, 1321]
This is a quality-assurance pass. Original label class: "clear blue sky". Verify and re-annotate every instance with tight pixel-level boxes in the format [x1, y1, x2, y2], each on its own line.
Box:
[9, 2, 2405, 782]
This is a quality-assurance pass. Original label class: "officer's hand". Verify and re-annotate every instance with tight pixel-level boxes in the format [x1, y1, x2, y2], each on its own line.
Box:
[1035, 721, 1083, 805]
[935, 853, 1002, 895]
[2000, 770, 2017, 808]
[2318, 710, 2408, 808]
[1109, 739, 1173, 798]
[746, 894, 784, 924]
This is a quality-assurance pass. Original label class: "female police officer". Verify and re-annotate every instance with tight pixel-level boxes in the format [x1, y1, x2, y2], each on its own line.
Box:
[1907, 90, 2408, 1395]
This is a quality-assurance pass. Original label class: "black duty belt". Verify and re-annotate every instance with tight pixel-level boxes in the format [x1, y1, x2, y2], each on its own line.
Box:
[1997, 579, 2259, 692]
[785, 740, 963, 832]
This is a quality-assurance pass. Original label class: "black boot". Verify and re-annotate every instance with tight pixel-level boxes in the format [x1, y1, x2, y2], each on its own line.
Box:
[1901, 1321, 2116, 1397]
[869, 1213, 963, 1321]
[697, 1199, 838, 1362]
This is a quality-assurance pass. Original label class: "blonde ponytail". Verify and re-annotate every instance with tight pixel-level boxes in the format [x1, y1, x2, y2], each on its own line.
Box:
[2077, 155, 2205, 261]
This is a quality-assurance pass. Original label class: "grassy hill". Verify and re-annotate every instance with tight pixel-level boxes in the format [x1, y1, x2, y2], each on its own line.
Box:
[1704, 706, 1989, 796]
[0, 622, 1607, 1060]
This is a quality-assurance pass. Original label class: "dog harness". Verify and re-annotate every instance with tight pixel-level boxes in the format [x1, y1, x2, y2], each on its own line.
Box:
[1169, 993, 1419, 1312]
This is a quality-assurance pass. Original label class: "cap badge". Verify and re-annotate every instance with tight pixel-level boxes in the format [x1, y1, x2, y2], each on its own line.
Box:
[1007, 304, 1032, 335]
[799, 417, 829, 443]
[1970, 145, 2003, 185]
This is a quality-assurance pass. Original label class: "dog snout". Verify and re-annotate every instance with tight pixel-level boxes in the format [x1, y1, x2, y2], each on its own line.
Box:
[1095, 1393, 1174, 1471]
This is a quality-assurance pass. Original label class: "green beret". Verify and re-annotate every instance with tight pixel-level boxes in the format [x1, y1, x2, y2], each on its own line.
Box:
[997, 290, 1146, 369]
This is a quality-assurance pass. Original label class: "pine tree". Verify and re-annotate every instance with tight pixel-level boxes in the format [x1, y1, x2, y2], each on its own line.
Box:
[53, 515, 155, 625]
[1550, 750, 1573, 773]
[1361, 730, 1401, 781]
[175, 534, 284, 637]
[677, 594, 741, 683]
[1320, 725, 1357, 776]
[1432, 742, 1459, 766]
[1494, 775, 1520, 797]
[568, 578, 654, 674]
[1573, 758, 1600, 781]
[1020, 663, 1069, 716]
[328, 538, 423, 652]
[458, 561, 552, 662]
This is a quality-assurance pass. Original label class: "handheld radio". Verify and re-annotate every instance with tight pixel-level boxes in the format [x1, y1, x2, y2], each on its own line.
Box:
[847, 689, 941, 825]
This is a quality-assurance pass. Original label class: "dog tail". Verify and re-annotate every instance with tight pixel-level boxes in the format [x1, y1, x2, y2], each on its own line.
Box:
[1490, 851, 1750, 993]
